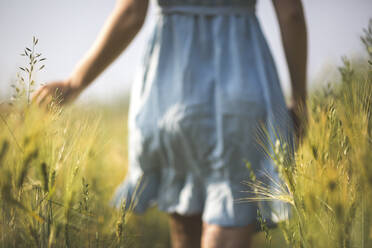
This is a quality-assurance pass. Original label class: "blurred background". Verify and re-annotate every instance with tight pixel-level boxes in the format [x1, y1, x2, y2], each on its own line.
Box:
[0, 0, 371, 103]
[0, 2, 371, 247]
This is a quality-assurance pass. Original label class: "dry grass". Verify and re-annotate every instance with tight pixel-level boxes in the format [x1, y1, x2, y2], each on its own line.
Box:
[0, 20, 371, 248]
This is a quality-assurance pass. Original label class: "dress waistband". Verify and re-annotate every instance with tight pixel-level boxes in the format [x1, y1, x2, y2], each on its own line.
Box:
[159, 5, 255, 16]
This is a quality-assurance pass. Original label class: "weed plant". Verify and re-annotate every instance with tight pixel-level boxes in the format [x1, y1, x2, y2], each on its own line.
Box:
[0, 38, 169, 248]
[247, 20, 372, 248]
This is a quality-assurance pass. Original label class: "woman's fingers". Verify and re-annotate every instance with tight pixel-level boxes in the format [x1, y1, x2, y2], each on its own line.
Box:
[32, 81, 78, 108]
[38, 90, 54, 107]
[35, 88, 50, 105]
[32, 86, 46, 103]
[33, 85, 59, 107]
[289, 104, 308, 145]
[33, 88, 46, 105]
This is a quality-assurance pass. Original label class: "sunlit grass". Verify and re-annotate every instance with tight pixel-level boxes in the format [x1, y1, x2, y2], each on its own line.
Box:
[1, 20, 371, 248]
[245, 20, 372, 248]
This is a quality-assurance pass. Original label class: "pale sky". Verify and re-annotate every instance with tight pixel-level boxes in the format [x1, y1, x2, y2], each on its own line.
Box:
[0, 0, 371, 103]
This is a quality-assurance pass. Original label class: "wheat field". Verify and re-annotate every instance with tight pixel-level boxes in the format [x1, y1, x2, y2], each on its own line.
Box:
[0, 21, 371, 248]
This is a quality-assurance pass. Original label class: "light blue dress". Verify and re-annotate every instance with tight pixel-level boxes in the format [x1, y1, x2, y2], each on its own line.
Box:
[113, 0, 294, 227]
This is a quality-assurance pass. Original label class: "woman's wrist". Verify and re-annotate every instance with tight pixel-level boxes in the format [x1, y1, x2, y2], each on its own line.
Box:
[65, 76, 85, 95]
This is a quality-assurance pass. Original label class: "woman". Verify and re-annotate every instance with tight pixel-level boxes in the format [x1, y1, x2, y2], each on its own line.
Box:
[33, 0, 307, 247]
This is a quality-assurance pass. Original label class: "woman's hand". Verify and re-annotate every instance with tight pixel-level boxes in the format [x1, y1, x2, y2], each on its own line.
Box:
[32, 80, 81, 107]
[288, 100, 308, 143]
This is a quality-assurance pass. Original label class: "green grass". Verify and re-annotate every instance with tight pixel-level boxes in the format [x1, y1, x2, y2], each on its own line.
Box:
[0, 21, 371, 248]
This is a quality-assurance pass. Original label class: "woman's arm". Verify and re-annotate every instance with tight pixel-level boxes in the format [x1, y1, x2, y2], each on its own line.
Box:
[272, 0, 308, 137]
[33, 0, 149, 105]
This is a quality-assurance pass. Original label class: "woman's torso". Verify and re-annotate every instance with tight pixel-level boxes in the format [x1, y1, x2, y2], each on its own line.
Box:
[131, 0, 272, 123]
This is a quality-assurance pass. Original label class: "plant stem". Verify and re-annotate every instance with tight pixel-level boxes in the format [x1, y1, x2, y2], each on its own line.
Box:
[0, 113, 23, 153]
[27, 43, 35, 105]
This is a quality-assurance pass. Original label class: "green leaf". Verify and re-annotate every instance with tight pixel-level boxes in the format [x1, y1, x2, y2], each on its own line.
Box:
[39, 65, 45, 70]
